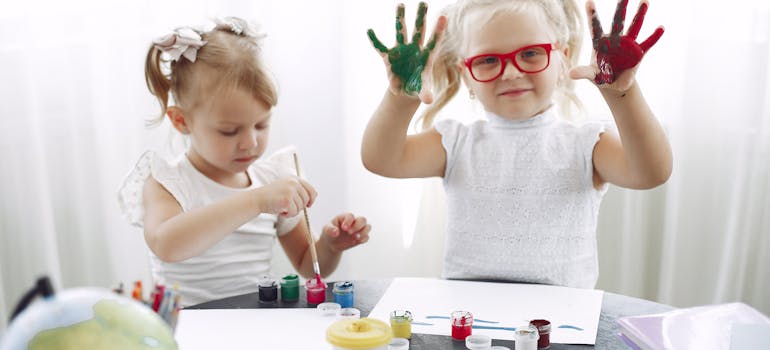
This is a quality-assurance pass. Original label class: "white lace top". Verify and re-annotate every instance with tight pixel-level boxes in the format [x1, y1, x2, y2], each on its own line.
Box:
[434, 107, 608, 288]
[117, 147, 301, 306]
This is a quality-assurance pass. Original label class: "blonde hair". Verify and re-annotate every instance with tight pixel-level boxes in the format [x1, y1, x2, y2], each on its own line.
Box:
[144, 19, 277, 126]
[421, 0, 584, 129]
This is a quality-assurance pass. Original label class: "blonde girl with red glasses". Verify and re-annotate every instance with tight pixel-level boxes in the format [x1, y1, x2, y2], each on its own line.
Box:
[362, 0, 671, 288]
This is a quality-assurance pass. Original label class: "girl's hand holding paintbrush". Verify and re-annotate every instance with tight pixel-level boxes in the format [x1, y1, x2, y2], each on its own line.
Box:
[251, 177, 317, 217]
[281, 152, 371, 280]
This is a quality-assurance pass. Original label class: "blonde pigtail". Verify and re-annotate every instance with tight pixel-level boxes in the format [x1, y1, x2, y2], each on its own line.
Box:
[420, 55, 461, 131]
[556, 0, 586, 119]
[144, 45, 172, 126]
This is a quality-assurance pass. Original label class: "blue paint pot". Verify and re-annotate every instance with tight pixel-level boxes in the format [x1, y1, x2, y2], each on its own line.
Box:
[332, 281, 354, 308]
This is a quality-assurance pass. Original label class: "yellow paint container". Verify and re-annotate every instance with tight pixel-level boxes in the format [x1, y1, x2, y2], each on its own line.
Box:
[326, 318, 392, 350]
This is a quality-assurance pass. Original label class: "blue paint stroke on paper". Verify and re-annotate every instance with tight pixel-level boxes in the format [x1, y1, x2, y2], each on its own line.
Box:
[425, 315, 499, 324]
[472, 325, 518, 331]
[558, 325, 584, 331]
[418, 316, 584, 332]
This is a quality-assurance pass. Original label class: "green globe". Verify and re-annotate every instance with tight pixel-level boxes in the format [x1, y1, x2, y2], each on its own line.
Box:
[1, 287, 177, 350]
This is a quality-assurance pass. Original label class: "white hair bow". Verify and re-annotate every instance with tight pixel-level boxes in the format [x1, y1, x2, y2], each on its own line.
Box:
[152, 27, 207, 62]
[213, 17, 266, 41]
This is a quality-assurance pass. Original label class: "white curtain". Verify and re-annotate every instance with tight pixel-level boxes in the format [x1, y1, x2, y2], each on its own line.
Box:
[592, 0, 770, 312]
[1, 0, 769, 335]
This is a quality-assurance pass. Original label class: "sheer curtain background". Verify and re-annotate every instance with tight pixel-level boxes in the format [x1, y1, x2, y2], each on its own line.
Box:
[1, 0, 768, 334]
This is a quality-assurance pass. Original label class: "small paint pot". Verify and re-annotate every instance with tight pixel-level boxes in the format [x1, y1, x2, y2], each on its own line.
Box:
[529, 319, 551, 349]
[326, 318, 392, 350]
[389, 310, 413, 339]
[337, 307, 361, 320]
[465, 334, 492, 349]
[257, 276, 277, 303]
[513, 324, 539, 350]
[387, 337, 409, 350]
[280, 274, 299, 302]
[450, 310, 473, 341]
[318, 302, 342, 316]
[333, 281, 355, 308]
[306, 277, 327, 306]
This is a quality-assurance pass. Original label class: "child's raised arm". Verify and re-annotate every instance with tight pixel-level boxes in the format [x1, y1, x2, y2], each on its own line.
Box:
[361, 2, 448, 179]
[570, 0, 672, 189]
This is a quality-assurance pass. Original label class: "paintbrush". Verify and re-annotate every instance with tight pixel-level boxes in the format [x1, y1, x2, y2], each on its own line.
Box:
[292, 152, 322, 281]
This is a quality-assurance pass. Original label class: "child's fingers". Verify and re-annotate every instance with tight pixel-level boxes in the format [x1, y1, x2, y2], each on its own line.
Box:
[626, 0, 649, 41]
[332, 212, 353, 230]
[356, 229, 371, 244]
[609, 0, 630, 48]
[418, 15, 446, 105]
[587, 0, 604, 51]
[341, 213, 357, 231]
[639, 25, 664, 53]
[569, 65, 597, 81]
[283, 200, 298, 217]
[411, 2, 428, 46]
[348, 217, 369, 234]
[396, 3, 408, 45]
[297, 178, 317, 207]
[425, 15, 446, 52]
[367, 29, 389, 56]
[322, 223, 340, 238]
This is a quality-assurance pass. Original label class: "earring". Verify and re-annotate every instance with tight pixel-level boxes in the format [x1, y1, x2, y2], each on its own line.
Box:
[469, 90, 476, 99]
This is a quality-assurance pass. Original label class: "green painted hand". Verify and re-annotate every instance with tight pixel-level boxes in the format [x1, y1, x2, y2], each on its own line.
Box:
[367, 2, 446, 103]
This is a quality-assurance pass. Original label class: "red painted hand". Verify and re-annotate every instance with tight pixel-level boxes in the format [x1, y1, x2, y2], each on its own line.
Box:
[588, 0, 664, 84]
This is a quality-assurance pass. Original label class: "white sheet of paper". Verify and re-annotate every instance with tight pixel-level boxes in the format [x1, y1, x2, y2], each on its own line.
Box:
[175, 308, 336, 349]
[367, 278, 603, 344]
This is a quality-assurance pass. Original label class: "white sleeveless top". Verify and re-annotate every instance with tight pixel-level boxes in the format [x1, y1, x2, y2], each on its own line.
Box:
[117, 147, 301, 306]
[434, 108, 608, 288]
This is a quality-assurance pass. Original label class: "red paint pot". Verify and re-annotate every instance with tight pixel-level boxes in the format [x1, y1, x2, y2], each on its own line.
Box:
[305, 276, 327, 305]
[450, 311, 473, 340]
[530, 319, 551, 349]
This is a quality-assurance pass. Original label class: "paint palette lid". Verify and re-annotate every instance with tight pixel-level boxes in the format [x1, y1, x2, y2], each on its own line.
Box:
[337, 307, 361, 319]
[465, 334, 492, 349]
[318, 302, 342, 316]
[326, 318, 393, 348]
[388, 337, 409, 350]
[490, 347, 511, 350]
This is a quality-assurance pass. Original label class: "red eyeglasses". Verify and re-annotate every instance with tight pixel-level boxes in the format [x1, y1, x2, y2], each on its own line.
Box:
[464, 43, 555, 82]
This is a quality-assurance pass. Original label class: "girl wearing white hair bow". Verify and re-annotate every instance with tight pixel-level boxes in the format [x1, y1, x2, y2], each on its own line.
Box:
[118, 17, 371, 306]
